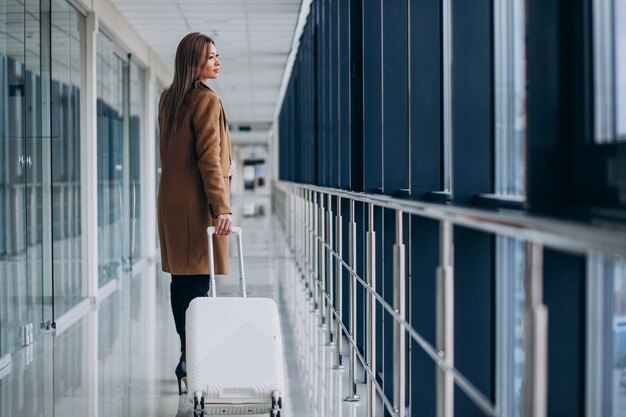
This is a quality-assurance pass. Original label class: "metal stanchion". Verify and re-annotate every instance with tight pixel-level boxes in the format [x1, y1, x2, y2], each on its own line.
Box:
[327, 193, 335, 345]
[300, 190, 306, 286]
[295, 190, 299, 271]
[523, 242, 548, 417]
[333, 197, 344, 369]
[300, 189, 310, 301]
[367, 203, 377, 417]
[306, 189, 313, 303]
[437, 220, 454, 417]
[289, 192, 294, 251]
[345, 199, 361, 402]
[311, 192, 320, 312]
[393, 211, 407, 417]
[319, 193, 327, 328]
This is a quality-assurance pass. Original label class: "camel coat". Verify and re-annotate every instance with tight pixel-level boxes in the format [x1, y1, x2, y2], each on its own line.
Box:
[157, 81, 232, 275]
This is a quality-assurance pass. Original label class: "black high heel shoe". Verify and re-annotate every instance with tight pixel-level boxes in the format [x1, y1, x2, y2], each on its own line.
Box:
[175, 357, 187, 395]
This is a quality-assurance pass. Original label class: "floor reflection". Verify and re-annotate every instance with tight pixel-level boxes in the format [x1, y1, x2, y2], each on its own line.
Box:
[1, 197, 378, 417]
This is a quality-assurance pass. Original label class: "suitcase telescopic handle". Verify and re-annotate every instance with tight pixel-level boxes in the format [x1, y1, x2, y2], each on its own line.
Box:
[207, 226, 247, 298]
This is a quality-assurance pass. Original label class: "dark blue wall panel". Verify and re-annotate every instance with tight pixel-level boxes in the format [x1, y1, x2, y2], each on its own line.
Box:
[451, 0, 493, 204]
[382, 0, 409, 194]
[409, 0, 441, 197]
[362, 0, 383, 193]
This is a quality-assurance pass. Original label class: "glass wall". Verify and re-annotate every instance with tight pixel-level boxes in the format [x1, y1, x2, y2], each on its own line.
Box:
[50, 0, 85, 318]
[155, 84, 163, 251]
[495, 0, 526, 197]
[496, 237, 526, 417]
[494, 1, 527, 415]
[129, 61, 144, 262]
[617, 0, 626, 139]
[593, 0, 626, 143]
[1, 0, 87, 357]
[610, 258, 626, 416]
[0, 0, 153, 361]
[96, 32, 127, 287]
[1, 0, 48, 357]
[588, 255, 626, 417]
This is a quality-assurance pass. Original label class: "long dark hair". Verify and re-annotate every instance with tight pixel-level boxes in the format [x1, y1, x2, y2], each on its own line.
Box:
[161, 32, 214, 130]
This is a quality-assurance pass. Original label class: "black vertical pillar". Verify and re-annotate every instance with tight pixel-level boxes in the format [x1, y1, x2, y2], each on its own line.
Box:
[408, 217, 439, 417]
[382, 207, 396, 416]
[451, 0, 493, 204]
[313, 15, 321, 185]
[349, 0, 363, 192]
[362, 0, 383, 193]
[329, 0, 338, 187]
[339, 0, 350, 189]
[544, 250, 586, 416]
[409, 0, 441, 198]
[526, 0, 564, 214]
[454, 227, 495, 415]
[382, 0, 409, 195]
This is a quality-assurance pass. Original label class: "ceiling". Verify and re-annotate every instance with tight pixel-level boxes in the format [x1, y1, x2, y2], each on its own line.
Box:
[109, 0, 303, 128]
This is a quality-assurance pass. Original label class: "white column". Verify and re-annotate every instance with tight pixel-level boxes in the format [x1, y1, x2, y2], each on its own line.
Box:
[85, 309, 99, 417]
[81, 17, 99, 409]
[81, 12, 99, 299]
[270, 119, 279, 183]
[142, 53, 157, 263]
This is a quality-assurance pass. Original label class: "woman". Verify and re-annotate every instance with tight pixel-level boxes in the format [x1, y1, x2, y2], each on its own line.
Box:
[157, 32, 235, 395]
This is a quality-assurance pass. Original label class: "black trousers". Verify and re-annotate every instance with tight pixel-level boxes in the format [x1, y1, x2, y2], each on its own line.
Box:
[170, 274, 210, 356]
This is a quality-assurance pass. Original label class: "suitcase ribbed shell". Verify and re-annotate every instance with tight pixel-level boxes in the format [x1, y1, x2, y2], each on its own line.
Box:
[185, 297, 285, 413]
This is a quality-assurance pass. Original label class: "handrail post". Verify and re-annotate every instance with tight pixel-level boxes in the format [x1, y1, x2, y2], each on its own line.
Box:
[319, 193, 327, 328]
[300, 190, 305, 285]
[333, 197, 344, 369]
[394, 211, 407, 417]
[303, 189, 309, 297]
[523, 242, 548, 417]
[299, 189, 305, 284]
[304, 189, 315, 302]
[437, 220, 454, 417]
[345, 199, 361, 401]
[295, 189, 300, 275]
[327, 193, 335, 345]
[367, 203, 377, 417]
[311, 191, 320, 311]
[289, 190, 294, 252]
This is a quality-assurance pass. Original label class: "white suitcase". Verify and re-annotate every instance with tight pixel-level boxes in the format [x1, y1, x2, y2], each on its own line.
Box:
[186, 226, 286, 416]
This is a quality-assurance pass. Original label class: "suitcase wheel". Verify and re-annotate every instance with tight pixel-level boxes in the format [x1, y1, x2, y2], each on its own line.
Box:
[271, 395, 283, 410]
[270, 390, 283, 416]
[193, 392, 205, 417]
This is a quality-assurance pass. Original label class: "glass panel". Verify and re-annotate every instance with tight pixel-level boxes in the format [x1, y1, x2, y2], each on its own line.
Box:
[496, 237, 526, 417]
[495, 0, 526, 196]
[24, 0, 45, 339]
[51, 0, 85, 317]
[0, 0, 4, 356]
[129, 61, 144, 261]
[616, 0, 626, 139]
[593, 0, 626, 143]
[442, 0, 453, 192]
[0, 0, 29, 356]
[609, 257, 626, 416]
[155, 84, 162, 251]
[97, 32, 126, 287]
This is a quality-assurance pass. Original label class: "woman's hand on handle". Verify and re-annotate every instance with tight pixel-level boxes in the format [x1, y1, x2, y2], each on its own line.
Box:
[215, 214, 232, 236]
[228, 162, 236, 177]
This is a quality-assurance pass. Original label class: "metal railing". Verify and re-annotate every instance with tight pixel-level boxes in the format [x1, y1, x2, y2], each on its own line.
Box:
[273, 180, 626, 417]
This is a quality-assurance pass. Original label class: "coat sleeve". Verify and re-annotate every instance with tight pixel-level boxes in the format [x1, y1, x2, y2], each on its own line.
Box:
[192, 92, 231, 217]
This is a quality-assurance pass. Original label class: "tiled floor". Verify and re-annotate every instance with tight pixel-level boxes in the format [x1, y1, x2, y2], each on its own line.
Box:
[0, 196, 380, 417]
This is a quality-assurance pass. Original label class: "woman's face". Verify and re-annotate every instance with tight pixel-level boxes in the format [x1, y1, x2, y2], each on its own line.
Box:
[202, 43, 220, 80]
